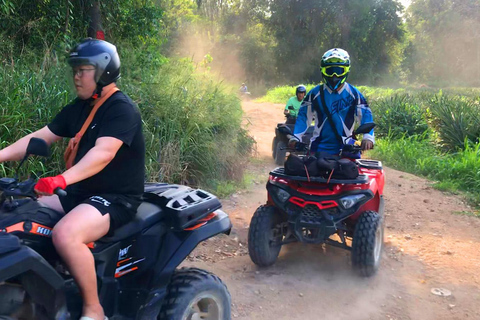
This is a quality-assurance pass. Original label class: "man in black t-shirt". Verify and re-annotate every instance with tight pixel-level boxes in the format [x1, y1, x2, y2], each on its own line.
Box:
[0, 39, 145, 320]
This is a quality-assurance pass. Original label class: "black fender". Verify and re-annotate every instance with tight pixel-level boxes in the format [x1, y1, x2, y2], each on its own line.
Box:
[136, 209, 231, 319]
[156, 209, 231, 281]
[0, 234, 65, 318]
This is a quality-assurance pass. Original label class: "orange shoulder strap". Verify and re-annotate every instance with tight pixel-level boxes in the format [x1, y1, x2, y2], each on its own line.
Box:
[64, 86, 120, 169]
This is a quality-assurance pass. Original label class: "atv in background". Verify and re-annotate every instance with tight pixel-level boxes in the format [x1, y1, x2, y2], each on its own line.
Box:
[252, 123, 385, 277]
[272, 107, 314, 165]
[0, 138, 232, 320]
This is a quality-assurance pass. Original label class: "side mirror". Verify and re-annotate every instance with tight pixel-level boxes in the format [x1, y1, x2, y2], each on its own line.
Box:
[278, 125, 293, 135]
[26, 138, 50, 157]
[15, 138, 50, 176]
[354, 123, 376, 135]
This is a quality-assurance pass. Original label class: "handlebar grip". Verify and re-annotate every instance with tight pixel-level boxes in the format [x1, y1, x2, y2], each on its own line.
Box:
[342, 144, 362, 152]
[54, 187, 67, 197]
[296, 142, 308, 151]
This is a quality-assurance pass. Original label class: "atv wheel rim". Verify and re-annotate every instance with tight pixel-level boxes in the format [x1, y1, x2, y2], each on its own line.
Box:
[374, 224, 382, 264]
[183, 292, 223, 320]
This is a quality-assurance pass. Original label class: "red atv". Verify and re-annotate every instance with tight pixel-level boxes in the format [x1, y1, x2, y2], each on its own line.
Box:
[248, 123, 385, 277]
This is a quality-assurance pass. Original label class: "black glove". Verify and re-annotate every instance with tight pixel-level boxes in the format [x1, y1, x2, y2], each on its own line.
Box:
[288, 138, 297, 149]
[295, 142, 308, 151]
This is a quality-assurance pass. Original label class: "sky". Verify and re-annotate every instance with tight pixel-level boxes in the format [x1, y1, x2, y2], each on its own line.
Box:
[400, 0, 412, 9]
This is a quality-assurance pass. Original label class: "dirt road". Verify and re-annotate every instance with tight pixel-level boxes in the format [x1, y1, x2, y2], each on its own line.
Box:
[183, 100, 480, 320]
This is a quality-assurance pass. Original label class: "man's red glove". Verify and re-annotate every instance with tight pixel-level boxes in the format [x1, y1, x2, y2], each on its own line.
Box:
[34, 175, 67, 196]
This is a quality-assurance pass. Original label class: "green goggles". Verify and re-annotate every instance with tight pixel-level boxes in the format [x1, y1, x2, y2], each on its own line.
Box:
[321, 65, 350, 77]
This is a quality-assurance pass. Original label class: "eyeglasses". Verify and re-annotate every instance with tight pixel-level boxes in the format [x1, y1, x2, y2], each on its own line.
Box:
[321, 65, 350, 77]
[72, 68, 96, 77]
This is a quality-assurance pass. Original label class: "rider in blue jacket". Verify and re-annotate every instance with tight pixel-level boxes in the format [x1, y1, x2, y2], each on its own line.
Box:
[292, 48, 374, 155]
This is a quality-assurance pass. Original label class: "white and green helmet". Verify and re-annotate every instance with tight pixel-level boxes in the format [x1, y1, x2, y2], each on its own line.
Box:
[321, 48, 350, 91]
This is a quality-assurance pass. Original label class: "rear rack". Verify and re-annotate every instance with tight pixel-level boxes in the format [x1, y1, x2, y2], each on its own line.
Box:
[143, 183, 222, 230]
[270, 167, 369, 184]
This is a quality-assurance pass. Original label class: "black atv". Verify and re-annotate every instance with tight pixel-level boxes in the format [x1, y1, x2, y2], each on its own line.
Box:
[272, 109, 314, 165]
[0, 138, 232, 320]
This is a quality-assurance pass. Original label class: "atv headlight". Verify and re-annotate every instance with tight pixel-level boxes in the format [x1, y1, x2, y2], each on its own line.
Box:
[340, 194, 366, 209]
[274, 188, 290, 204]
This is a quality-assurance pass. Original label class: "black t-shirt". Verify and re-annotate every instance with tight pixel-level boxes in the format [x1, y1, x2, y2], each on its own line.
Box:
[48, 91, 145, 196]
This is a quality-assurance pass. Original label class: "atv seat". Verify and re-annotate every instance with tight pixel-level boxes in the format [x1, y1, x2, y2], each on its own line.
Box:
[99, 202, 165, 243]
[270, 167, 369, 184]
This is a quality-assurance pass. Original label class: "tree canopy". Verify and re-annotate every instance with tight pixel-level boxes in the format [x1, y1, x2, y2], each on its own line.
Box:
[1, 0, 479, 88]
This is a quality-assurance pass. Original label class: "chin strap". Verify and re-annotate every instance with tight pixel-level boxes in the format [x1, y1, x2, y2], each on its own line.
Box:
[92, 84, 104, 100]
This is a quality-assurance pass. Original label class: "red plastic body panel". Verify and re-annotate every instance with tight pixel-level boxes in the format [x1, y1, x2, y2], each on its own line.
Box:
[268, 162, 385, 221]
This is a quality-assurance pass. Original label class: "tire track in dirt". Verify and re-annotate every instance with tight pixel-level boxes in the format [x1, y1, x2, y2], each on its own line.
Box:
[182, 100, 480, 320]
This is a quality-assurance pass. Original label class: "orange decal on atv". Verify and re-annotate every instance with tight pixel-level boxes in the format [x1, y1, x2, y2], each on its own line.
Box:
[117, 257, 132, 267]
[184, 212, 217, 231]
[5, 222, 24, 233]
[30, 223, 52, 237]
[115, 266, 138, 278]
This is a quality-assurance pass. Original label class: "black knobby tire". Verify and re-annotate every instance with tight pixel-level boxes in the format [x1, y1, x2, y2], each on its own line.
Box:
[159, 268, 231, 320]
[272, 137, 278, 159]
[351, 210, 384, 277]
[274, 141, 287, 165]
[0, 285, 23, 316]
[248, 205, 283, 267]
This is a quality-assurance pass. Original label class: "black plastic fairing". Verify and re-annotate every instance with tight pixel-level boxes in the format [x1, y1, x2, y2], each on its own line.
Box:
[151, 209, 231, 288]
[0, 245, 63, 287]
[0, 233, 21, 254]
[0, 244, 65, 318]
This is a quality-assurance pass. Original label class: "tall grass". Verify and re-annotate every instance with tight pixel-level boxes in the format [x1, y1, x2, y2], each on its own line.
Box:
[256, 84, 317, 104]
[372, 94, 429, 138]
[0, 44, 253, 192]
[429, 95, 480, 150]
[372, 137, 480, 205]
[0, 59, 72, 177]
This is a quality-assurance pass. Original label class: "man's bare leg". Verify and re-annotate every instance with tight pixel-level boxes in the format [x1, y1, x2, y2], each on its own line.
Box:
[38, 195, 65, 213]
[52, 204, 110, 320]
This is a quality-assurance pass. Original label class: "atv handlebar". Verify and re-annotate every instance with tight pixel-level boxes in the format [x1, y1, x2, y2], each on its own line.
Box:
[342, 144, 362, 153]
[279, 125, 368, 154]
[54, 187, 68, 197]
[0, 177, 67, 202]
[285, 134, 309, 152]
[286, 135, 364, 154]
[1, 138, 68, 202]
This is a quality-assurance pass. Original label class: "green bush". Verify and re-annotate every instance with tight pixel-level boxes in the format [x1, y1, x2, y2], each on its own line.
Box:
[429, 95, 480, 150]
[371, 94, 429, 138]
[356, 86, 406, 101]
[372, 136, 480, 206]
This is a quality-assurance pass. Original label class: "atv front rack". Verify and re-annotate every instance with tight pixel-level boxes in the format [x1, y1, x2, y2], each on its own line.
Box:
[270, 167, 369, 184]
[356, 159, 383, 170]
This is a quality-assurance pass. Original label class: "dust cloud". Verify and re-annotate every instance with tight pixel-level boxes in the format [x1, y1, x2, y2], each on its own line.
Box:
[170, 25, 247, 85]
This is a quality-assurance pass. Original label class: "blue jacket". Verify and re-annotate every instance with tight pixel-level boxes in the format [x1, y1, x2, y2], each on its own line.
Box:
[294, 83, 374, 154]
